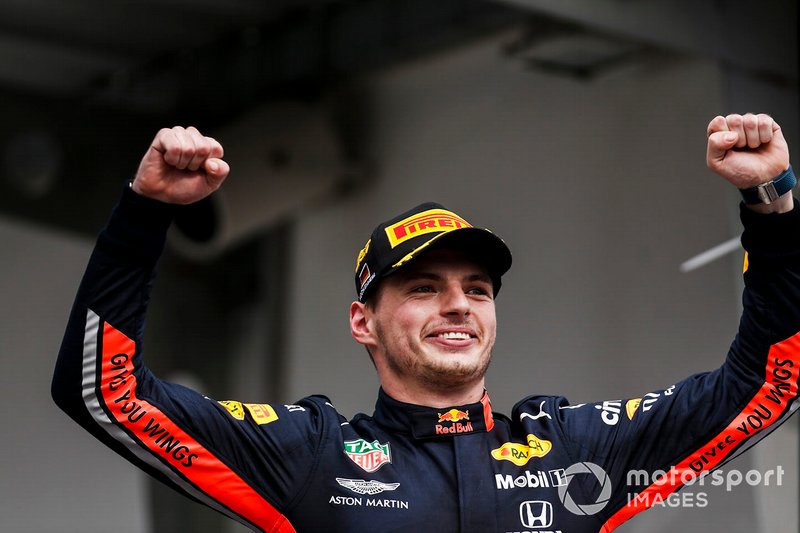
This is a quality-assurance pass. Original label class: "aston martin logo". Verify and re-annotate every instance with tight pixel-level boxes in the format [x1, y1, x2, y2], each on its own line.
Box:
[336, 478, 401, 495]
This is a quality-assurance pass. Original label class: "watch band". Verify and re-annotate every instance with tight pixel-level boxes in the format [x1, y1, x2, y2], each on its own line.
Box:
[739, 166, 796, 205]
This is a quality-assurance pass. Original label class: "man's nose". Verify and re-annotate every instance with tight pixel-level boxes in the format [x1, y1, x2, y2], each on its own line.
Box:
[440, 286, 470, 316]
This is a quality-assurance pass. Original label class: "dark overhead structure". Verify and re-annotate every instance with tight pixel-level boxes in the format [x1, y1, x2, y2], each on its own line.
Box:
[0, 0, 525, 237]
[0, 0, 795, 240]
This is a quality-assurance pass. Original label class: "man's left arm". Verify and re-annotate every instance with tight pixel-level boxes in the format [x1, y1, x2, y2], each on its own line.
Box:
[552, 114, 800, 531]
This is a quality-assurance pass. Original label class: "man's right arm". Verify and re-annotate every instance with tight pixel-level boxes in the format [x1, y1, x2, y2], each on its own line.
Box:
[51, 128, 316, 533]
[51, 126, 226, 444]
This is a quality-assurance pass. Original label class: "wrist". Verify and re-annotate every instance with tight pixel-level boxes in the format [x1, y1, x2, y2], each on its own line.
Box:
[739, 166, 796, 210]
[744, 193, 794, 214]
[130, 178, 149, 197]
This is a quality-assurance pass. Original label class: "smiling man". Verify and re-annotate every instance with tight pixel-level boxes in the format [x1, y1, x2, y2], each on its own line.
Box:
[54, 114, 800, 532]
[350, 207, 510, 407]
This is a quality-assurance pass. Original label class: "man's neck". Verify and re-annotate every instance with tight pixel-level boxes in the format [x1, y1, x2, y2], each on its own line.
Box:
[381, 379, 486, 408]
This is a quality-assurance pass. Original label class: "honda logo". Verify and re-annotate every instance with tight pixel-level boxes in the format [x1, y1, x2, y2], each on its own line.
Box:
[519, 500, 553, 528]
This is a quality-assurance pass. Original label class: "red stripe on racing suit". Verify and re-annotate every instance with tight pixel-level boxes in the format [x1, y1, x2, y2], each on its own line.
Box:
[83, 312, 295, 532]
[599, 331, 800, 532]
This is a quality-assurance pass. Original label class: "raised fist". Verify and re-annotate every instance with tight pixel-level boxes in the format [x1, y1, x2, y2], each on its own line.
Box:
[131, 126, 230, 205]
[706, 113, 790, 189]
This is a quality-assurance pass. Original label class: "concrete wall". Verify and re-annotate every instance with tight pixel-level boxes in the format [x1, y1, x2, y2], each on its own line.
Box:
[0, 217, 147, 533]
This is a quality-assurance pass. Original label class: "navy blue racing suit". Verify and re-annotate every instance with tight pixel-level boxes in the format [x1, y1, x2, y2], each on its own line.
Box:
[53, 185, 800, 532]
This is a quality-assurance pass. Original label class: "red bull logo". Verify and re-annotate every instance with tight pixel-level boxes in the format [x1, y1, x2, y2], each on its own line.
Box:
[438, 409, 469, 423]
[435, 422, 474, 435]
[435, 409, 474, 435]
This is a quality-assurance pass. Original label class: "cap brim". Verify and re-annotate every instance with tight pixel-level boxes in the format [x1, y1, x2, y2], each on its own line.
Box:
[384, 227, 512, 295]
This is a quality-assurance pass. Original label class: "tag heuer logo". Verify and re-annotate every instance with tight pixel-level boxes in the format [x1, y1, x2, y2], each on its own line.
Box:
[336, 478, 400, 495]
[344, 439, 392, 472]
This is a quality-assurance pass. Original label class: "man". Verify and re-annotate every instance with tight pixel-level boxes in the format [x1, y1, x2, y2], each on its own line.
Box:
[54, 114, 799, 532]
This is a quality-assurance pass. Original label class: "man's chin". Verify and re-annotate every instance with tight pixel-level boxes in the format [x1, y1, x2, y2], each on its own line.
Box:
[419, 355, 490, 384]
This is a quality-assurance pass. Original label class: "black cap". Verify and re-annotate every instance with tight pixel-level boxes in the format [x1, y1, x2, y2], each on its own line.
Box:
[354, 202, 512, 302]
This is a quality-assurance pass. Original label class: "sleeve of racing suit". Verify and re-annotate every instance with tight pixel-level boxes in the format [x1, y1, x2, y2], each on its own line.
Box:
[550, 199, 800, 532]
[52, 185, 328, 533]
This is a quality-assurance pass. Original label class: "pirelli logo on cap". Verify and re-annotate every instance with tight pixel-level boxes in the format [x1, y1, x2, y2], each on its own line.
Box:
[385, 209, 472, 249]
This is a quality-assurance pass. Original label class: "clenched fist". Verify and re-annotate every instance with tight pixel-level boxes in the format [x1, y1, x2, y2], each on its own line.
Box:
[132, 126, 230, 205]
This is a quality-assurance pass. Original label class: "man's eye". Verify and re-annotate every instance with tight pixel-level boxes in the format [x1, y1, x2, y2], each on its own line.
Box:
[467, 286, 492, 297]
[411, 285, 434, 293]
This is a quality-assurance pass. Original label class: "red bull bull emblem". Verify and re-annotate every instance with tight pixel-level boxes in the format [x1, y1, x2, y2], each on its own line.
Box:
[344, 439, 392, 472]
[438, 409, 470, 423]
[436, 409, 474, 435]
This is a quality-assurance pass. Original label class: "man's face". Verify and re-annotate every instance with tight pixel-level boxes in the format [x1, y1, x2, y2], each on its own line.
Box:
[363, 248, 497, 392]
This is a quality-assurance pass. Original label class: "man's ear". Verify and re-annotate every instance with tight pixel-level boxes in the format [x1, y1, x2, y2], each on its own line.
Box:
[350, 301, 375, 347]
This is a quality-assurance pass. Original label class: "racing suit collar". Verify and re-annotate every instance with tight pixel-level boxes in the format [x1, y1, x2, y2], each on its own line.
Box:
[373, 388, 495, 439]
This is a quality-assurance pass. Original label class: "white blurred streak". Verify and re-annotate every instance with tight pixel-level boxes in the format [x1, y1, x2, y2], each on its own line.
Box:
[680, 236, 741, 273]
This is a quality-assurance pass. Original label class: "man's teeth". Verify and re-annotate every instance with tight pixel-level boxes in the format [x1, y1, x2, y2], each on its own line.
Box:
[439, 332, 471, 340]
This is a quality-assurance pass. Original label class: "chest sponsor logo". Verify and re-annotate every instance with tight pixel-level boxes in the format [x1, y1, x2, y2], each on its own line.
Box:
[436, 409, 474, 435]
[519, 500, 562, 532]
[243, 403, 279, 425]
[586, 386, 676, 426]
[385, 208, 472, 248]
[329, 494, 409, 510]
[495, 469, 566, 490]
[438, 409, 469, 423]
[520, 401, 552, 422]
[218, 400, 245, 420]
[625, 398, 641, 420]
[595, 393, 662, 426]
[344, 439, 392, 472]
[336, 478, 400, 495]
[595, 400, 622, 426]
[491, 434, 552, 465]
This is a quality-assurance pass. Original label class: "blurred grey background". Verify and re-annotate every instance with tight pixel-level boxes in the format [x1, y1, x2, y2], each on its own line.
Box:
[0, 1, 797, 532]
